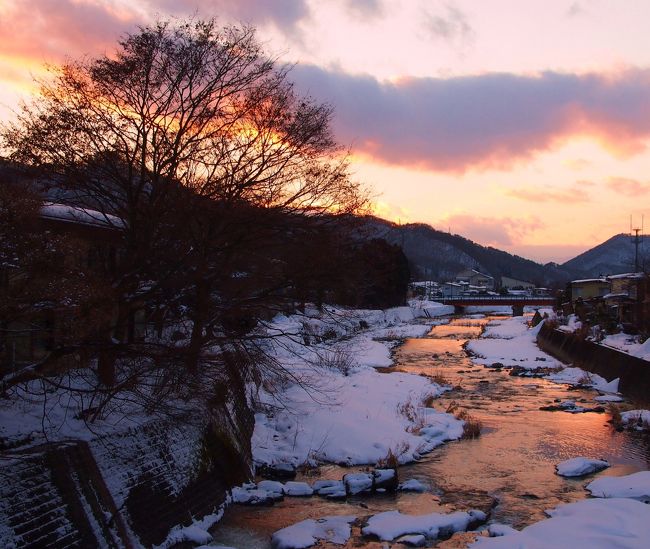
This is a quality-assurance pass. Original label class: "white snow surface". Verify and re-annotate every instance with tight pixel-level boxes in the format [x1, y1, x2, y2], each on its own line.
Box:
[620, 409, 650, 430]
[466, 317, 563, 369]
[555, 457, 610, 477]
[362, 509, 486, 541]
[271, 515, 356, 549]
[586, 471, 650, 501]
[252, 304, 463, 468]
[471, 498, 650, 548]
[599, 333, 650, 361]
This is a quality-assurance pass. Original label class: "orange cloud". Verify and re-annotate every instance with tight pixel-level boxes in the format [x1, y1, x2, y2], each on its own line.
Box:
[441, 214, 544, 247]
[0, 0, 141, 64]
[506, 184, 591, 204]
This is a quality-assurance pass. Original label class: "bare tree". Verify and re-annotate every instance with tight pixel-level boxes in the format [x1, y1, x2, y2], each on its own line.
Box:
[1, 19, 367, 418]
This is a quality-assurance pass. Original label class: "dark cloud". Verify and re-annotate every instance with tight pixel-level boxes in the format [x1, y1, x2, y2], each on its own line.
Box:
[345, 0, 384, 19]
[289, 65, 650, 172]
[422, 2, 474, 49]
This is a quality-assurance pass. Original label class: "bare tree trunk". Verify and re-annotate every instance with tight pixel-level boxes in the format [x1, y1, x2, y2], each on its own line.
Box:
[186, 279, 210, 374]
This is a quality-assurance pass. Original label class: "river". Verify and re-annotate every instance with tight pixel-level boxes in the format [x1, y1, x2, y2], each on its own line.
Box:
[209, 315, 650, 548]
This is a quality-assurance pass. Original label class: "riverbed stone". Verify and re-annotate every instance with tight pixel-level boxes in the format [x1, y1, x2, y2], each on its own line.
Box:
[343, 472, 373, 495]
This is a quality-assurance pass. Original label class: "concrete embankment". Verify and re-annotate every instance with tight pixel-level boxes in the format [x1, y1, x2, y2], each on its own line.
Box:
[537, 322, 650, 403]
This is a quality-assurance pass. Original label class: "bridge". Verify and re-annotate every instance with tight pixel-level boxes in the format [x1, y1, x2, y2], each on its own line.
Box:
[437, 295, 556, 316]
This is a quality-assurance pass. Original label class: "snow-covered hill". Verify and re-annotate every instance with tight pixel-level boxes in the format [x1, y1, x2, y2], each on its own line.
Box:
[561, 233, 648, 277]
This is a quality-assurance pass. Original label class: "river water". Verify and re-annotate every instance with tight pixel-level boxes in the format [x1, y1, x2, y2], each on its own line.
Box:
[210, 315, 650, 548]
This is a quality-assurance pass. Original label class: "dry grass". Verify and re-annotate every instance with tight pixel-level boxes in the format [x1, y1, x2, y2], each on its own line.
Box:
[422, 394, 437, 408]
[376, 442, 409, 468]
[456, 409, 482, 439]
[445, 400, 459, 415]
[607, 403, 623, 428]
[577, 371, 594, 386]
[429, 370, 450, 386]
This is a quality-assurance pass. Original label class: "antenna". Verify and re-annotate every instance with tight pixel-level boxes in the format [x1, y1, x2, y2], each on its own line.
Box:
[630, 214, 644, 272]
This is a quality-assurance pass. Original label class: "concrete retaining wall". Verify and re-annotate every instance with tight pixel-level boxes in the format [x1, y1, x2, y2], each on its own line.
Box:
[1, 394, 254, 548]
[537, 322, 650, 402]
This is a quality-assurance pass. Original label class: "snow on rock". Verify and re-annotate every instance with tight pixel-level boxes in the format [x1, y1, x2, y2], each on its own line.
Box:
[396, 533, 427, 546]
[312, 480, 346, 498]
[547, 368, 619, 392]
[343, 473, 373, 495]
[620, 409, 650, 430]
[398, 479, 429, 492]
[156, 509, 225, 548]
[471, 498, 650, 548]
[257, 480, 285, 499]
[555, 457, 610, 477]
[231, 486, 276, 505]
[594, 394, 624, 403]
[486, 523, 518, 537]
[271, 515, 356, 549]
[362, 509, 486, 541]
[283, 481, 314, 497]
[586, 471, 650, 502]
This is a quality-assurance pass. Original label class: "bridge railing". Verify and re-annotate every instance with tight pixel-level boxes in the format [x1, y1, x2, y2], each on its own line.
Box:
[437, 295, 556, 302]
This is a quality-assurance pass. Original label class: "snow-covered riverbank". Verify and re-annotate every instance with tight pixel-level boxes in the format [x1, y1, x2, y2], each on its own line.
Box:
[251, 301, 460, 469]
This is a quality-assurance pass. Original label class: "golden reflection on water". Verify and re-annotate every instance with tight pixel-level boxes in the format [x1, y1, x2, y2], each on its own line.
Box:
[212, 314, 650, 547]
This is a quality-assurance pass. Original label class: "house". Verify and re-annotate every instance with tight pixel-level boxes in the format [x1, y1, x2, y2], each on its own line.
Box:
[604, 273, 650, 331]
[1, 201, 150, 374]
[442, 282, 463, 297]
[455, 268, 494, 290]
[501, 276, 535, 291]
[570, 278, 610, 302]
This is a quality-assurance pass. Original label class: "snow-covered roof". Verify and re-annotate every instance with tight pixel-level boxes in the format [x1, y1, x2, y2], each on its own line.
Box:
[40, 202, 125, 229]
[607, 272, 646, 280]
[603, 292, 632, 300]
[470, 269, 493, 279]
[571, 278, 608, 284]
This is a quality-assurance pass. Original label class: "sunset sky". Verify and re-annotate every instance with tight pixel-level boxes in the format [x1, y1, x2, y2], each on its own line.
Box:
[1, 0, 650, 263]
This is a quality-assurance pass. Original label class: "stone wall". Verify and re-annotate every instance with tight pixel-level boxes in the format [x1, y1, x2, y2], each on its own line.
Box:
[0, 393, 254, 548]
[537, 322, 650, 402]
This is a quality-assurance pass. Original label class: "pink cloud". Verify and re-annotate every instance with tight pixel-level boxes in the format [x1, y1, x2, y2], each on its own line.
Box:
[506, 184, 591, 204]
[0, 0, 141, 62]
[442, 214, 544, 247]
[606, 177, 650, 196]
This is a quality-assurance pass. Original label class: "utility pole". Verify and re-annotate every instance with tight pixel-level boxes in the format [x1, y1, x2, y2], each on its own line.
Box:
[630, 215, 644, 272]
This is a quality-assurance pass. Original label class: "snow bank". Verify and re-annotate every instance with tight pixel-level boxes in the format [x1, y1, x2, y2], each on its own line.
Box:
[599, 333, 650, 362]
[547, 368, 619, 393]
[586, 471, 650, 501]
[466, 317, 563, 370]
[472, 498, 650, 548]
[410, 299, 455, 318]
[271, 515, 355, 549]
[555, 457, 609, 477]
[362, 509, 486, 541]
[253, 304, 463, 468]
[155, 508, 224, 548]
